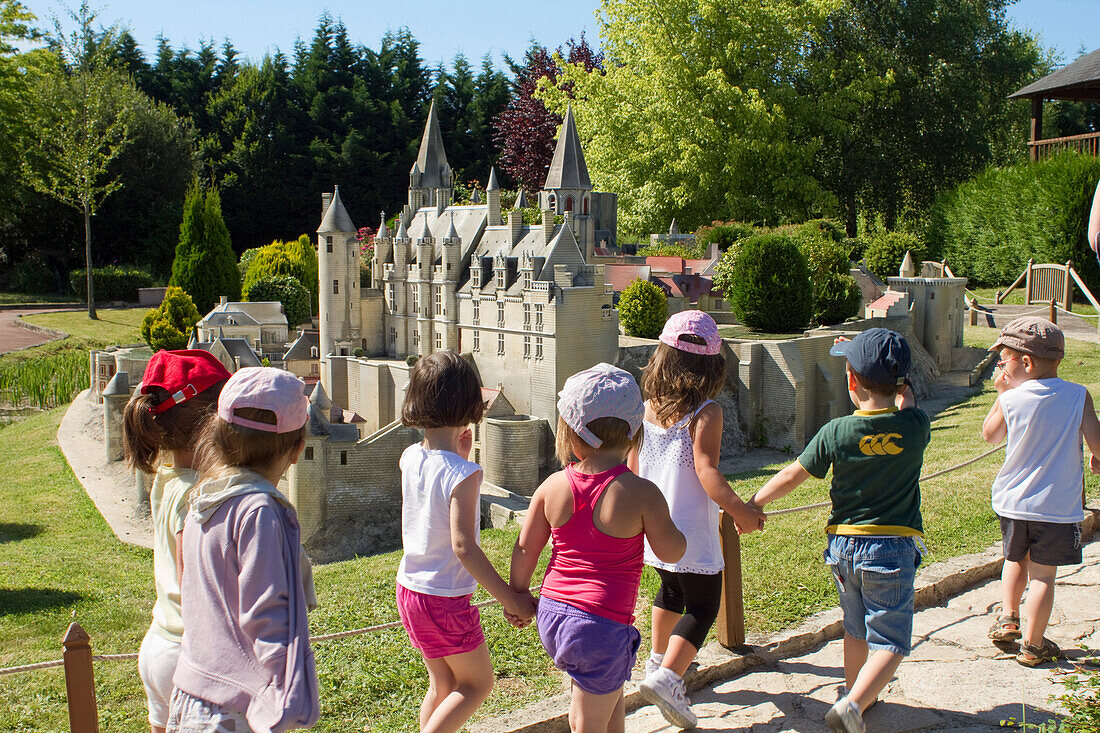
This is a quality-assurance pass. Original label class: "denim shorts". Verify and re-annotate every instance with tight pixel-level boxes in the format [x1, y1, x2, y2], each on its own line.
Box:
[825, 534, 921, 656]
[537, 596, 640, 695]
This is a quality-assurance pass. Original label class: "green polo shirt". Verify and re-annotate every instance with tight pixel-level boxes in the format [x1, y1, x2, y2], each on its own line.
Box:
[798, 406, 930, 536]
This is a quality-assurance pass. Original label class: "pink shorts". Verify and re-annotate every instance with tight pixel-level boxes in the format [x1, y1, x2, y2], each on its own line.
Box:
[396, 584, 485, 659]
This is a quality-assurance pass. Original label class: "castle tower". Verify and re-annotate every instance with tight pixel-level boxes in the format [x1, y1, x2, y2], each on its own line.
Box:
[542, 105, 594, 257]
[317, 186, 360, 358]
[389, 218, 411, 357]
[487, 167, 502, 226]
[372, 212, 391, 289]
[408, 100, 453, 215]
[440, 215, 461, 351]
[287, 382, 332, 541]
[414, 218, 434, 357]
[102, 371, 130, 462]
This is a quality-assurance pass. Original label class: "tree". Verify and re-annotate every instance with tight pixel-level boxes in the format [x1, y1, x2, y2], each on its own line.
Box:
[618, 278, 667, 338]
[169, 182, 240, 313]
[141, 286, 201, 351]
[247, 274, 310, 327]
[241, 235, 319, 314]
[729, 234, 812, 332]
[21, 1, 135, 319]
[0, 1, 41, 226]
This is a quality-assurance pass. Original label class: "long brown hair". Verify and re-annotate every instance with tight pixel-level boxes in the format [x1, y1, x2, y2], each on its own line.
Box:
[641, 339, 726, 427]
[122, 382, 226, 474]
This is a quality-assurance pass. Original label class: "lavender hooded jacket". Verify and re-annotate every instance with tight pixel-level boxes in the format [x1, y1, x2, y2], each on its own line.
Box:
[173, 469, 319, 732]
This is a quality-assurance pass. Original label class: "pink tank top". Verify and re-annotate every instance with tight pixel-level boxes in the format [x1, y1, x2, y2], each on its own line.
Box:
[539, 464, 644, 624]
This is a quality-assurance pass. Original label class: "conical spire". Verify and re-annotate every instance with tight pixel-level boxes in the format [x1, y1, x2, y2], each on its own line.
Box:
[377, 212, 389, 239]
[543, 105, 591, 190]
[669, 219, 679, 236]
[487, 167, 500, 191]
[414, 99, 451, 188]
[470, 189, 481, 204]
[416, 217, 433, 242]
[514, 188, 528, 210]
[318, 186, 356, 233]
[445, 213, 459, 241]
[394, 217, 409, 241]
[900, 250, 917, 278]
[309, 382, 332, 409]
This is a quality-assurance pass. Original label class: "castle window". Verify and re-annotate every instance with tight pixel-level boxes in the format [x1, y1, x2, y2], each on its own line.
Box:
[497, 302, 505, 325]
[583, 197, 589, 216]
[565, 196, 574, 213]
[435, 332, 442, 350]
[548, 192, 556, 211]
[389, 327, 396, 346]
[387, 283, 395, 308]
[535, 337, 543, 359]
[310, 346, 319, 358]
[472, 266, 480, 288]
[474, 422, 480, 440]
[326, 236, 333, 253]
[333, 279, 339, 295]
[473, 330, 480, 351]
[523, 335, 531, 358]
[435, 287, 442, 314]
[523, 303, 531, 326]
[524, 271, 531, 290]
[602, 304, 612, 319]
[535, 304, 544, 332]
[497, 333, 505, 355]
[411, 283, 419, 305]
[340, 451, 347, 465]
[474, 448, 480, 463]
[413, 330, 420, 347]
[311, 363, 319, 375]
[473, 300, 479, 325]
[496, 269, 504, 289]
[304, 447, 314, 460]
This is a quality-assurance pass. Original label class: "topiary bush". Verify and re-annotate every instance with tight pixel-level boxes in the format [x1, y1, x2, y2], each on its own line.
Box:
[798, 230, 861, 325]
[729, 234, 813, 332]
[247, 275, 310, 327]
[169, 183, 240, 314]
[241, 235, 319, 315]
[813, 271, 862, 325]
[863, 231, 926, 279]
[928, 151, 1100, 291]
[141, 286, 201, 352]
[618, 279, 668, 338]
[70, 266, 155, 302]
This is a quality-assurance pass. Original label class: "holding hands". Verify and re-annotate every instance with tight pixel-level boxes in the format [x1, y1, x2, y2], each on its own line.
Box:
[502, 588, 538, 629]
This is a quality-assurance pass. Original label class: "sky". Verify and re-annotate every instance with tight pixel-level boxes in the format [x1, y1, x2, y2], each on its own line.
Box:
[17, 0, 1097, 71]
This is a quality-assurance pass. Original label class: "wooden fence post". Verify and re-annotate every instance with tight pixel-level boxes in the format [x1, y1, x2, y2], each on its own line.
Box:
[716, 511, 746, 650]
[62, 622, 99, 733]
[1025, 259, 1033, 304]
[1049, 299, 1057, 324]
[1064, 261, 1073, 312]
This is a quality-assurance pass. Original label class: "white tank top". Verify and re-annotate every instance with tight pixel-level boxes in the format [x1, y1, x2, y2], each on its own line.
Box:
[640, 400, 723, 574]
[993, 378, 1086, 524]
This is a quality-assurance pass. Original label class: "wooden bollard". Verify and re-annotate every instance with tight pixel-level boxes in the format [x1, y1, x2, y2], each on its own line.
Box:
[62, 622, 100, 733]
[1049, 299, 1057, 324]
[716, 511, 746, 650]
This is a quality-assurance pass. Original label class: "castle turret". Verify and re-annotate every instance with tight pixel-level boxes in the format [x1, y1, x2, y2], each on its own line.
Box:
[102, 371, 130, 463]
[372, 212, 391, 289]
[408, 100, 453, 214]
[317, 186, 360, 358]
[414, 218, 434, 356]
[542, 105, 594, 256]
[393, 217, 410, 272]
[440, 215, 461, 351]
[487, 167, 502, 226]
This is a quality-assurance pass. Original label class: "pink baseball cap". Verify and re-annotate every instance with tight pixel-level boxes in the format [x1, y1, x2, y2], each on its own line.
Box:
[557, 363, 644, 448]
[217, 367, 309, 433]
[659, 310, 721, 355]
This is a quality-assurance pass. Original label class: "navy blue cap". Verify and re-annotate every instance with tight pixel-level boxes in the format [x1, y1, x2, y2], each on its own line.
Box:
[830, 328, 911, 386]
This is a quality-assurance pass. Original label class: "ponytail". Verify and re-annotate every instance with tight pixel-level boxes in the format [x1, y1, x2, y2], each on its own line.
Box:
[123, 391, 166, 474]
[121, 380, 226, 474]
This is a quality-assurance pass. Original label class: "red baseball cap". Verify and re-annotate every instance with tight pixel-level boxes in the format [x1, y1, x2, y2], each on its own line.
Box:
[140, 350, 233, 414]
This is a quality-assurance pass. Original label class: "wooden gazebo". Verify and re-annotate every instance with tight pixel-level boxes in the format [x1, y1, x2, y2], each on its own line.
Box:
[1009, 47, 1100, 161]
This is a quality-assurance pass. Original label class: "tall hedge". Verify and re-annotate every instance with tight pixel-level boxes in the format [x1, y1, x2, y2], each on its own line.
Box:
[169, 184, 240, 313]
[929, 152, 1100, 291]
[729, 234, 812, 332]
[69, 266, 154, 302]
[141, 286, 201, 352]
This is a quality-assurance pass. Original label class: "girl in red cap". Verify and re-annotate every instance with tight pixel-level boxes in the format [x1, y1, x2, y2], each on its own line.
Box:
[123, 349, 231, 733]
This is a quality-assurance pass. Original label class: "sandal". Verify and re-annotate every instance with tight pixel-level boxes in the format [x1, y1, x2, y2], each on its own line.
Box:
[988, 614, 1022, 642]
[1016, 638, 1060, 667]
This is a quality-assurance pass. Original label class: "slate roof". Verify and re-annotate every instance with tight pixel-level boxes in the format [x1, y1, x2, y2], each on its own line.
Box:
[204, 311, 261, 327]
[1010, 47, 1100, 101]
[413, 100, 452, 188]
[544, 105, 591, 190]
[284, 330, 319, 361]
[318, 186, 356, 233]
[215, 338, 263, 368]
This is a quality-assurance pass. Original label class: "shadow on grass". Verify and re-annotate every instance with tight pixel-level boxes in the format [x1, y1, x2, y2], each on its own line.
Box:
[0, 522, 43, 543]
[0, 587, 82, 616]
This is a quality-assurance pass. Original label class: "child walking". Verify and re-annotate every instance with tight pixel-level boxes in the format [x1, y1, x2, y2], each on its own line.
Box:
[168, 367, 319, 733]
[982, 317, 1100, 666]
[750, 329, 930, 733]
[511, 363, 687, 733]
[630, 310, 764, 729]
[396, 351, 537, 733]
[123, 350, 231, 733]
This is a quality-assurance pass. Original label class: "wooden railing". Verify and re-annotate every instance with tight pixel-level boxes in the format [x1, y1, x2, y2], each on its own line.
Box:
[1030, 131, 1100, 160]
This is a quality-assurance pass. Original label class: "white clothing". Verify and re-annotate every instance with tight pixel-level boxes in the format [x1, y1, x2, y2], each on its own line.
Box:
[396, 443, 483, 596]
[150, 464, 195, 642]
[993, 378, 1086, 523]
[139, 626, 181, 727]
[640, 400, 723, 574]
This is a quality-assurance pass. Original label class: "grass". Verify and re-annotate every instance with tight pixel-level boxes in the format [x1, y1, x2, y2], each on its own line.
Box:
[1, 322, 1099, 730]
[19, 308, 148, 345]
[968, 285, 1100, 317]
[0, 292, 79, 305]
[718, 324, 806, 341]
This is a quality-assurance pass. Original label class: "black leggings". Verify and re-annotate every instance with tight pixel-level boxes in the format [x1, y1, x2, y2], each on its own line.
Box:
[652, 568, 723, 650]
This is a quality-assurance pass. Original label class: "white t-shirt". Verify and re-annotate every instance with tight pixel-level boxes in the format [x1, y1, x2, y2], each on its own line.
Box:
[640, 400, 723, 574]
[149, 464, 196, 642]
[993, 378, 1086, 524]
[396, 443, 483, 596]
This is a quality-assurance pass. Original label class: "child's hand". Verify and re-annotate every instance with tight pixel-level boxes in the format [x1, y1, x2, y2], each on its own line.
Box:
[503, 589, 537, 627]
[833, 336, 850, 347]
[994, 367, 1012, 394]
[732, 500, 766, 534]
[458, 427, 474, 461]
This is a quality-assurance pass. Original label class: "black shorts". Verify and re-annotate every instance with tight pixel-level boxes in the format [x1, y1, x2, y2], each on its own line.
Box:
[998, 515, 1082, 566]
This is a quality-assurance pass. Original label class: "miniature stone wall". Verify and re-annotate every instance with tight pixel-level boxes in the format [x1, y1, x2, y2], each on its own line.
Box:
[483, 415, 546, 495]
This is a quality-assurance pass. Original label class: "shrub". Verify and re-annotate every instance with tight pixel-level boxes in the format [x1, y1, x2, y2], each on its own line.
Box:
[797, 230, 861, 325]
[6, 256, 54, 294]
[70, 266, 155, 302]
[618, 279, 668, 338]
[929, 152, 1100, 291]
[141, 286, 201, 352]
[169, 183, 240, 314]
[696, 221, 756, 251]
[247, 275, 310, 327]
[729, 234, 812, 332]
[813, 272, 862, 325]
[353, 347, 364, 357]
[863, 231, 926, 279]
[405, 355, 418, 366]
[637, 242, 708, 259]
[238, 245, 264, 279]
[242, 235, 318, 314]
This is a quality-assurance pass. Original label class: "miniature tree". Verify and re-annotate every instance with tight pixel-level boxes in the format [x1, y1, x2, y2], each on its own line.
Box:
[170, 182, 240, 313]
[863, 230, 925, 279]
[729, 234, 812, 332]
[618, 278, 668, 339]
[247, 274, 310, 327]
[141, 286, 201, 351]
[241, 234, 318, 314]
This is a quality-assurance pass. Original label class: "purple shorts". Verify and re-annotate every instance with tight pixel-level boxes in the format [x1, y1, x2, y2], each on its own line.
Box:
[396, 584, 485, 660]
[537, 596, 640, 695]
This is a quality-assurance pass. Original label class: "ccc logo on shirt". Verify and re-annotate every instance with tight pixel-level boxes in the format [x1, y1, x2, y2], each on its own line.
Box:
[859, 433, 903, 456]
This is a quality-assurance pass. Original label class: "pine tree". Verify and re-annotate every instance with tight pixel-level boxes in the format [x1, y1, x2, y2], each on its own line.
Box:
[169, 182, 240, 313]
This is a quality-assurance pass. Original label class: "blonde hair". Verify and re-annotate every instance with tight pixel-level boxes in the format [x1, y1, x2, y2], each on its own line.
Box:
[555, 416, 642, 466]
[195, 407, 305, 481]
[641, 340, 726, 426]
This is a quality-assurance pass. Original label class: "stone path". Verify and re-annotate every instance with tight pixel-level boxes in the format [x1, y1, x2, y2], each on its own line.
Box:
[971, 303, 1100, 344]
[0, 306, 70, 354]
[625, 538, 1100, 732]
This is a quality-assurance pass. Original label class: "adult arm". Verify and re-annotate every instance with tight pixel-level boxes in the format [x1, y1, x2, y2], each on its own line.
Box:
[692, 403, 765, 532]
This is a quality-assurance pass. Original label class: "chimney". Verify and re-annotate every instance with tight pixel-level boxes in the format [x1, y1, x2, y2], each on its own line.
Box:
[220, 295, 228, 307]
[509, 211, 522, 245]
[543, 210, 555, 245]
[321, 192, 333, 219]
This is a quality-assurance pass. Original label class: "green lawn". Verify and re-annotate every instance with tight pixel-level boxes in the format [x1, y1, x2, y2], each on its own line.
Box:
[718, 324, 805, 341]
[968, 285, 1100, 317]
[0, 293, 79, 305]
[20, 308, 148, 345]
[1, 323, 1098, 730]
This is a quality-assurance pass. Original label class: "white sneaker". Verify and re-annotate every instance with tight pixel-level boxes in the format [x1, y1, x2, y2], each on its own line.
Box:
[825, 697, 865, 733]
[639, 669, 697, 729]
[644, 653, 663, 678]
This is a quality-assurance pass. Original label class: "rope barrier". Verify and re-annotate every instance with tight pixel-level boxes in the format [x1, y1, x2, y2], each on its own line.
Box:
[0, 659, 65, 675]
[1054, 304, 1100, 320]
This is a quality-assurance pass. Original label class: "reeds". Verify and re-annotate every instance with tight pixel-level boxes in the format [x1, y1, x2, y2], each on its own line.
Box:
[0, 351, 89, 409]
